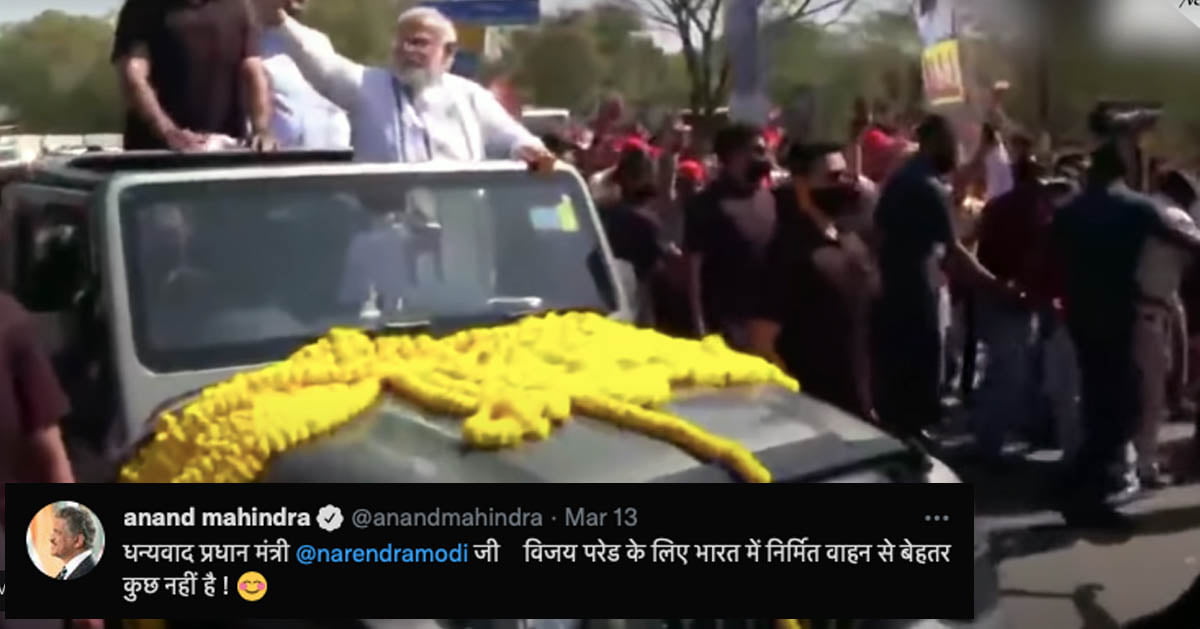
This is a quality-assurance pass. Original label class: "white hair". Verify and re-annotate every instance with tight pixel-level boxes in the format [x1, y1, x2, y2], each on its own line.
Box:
[396, 7, 457, 45]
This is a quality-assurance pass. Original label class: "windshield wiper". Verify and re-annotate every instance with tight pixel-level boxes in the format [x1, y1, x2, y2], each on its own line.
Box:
[494, 305, 605, 321]
[487, 296, 545, 309]
[364, 316, 433, 335]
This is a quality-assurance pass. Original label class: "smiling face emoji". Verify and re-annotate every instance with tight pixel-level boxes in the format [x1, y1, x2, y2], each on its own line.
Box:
[237, 571, 267, 601]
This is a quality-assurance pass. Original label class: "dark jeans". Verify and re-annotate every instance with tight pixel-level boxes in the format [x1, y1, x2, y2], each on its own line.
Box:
[872, 305, 942, 436]
[1064, 322, 1141, 510]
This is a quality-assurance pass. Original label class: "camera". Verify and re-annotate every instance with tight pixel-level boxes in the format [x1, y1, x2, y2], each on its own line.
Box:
[1087, 100, 1163, 137]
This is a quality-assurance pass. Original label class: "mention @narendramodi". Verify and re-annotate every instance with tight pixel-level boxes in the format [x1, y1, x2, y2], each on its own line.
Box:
[294, 543, 473, 564]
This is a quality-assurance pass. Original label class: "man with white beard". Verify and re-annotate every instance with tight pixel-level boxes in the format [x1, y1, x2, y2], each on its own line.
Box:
[263, 2, 553, 167]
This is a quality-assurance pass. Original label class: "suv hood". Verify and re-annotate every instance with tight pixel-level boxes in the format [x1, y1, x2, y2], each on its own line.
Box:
[260, 385, 924, 483]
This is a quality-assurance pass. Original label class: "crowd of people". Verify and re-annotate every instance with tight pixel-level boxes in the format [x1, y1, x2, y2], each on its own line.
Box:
[561, 89, 1200, 532]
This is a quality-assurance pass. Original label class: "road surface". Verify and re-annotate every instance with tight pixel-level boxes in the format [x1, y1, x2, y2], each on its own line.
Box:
[959, 424, 1199, 627]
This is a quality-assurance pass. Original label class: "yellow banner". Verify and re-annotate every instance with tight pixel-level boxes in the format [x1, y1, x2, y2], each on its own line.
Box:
[456, 24, 487, 54]
[921, 39, 966, 106]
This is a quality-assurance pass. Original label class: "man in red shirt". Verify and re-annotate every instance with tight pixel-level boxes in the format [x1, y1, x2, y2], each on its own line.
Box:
[970, 158, 1048, 465]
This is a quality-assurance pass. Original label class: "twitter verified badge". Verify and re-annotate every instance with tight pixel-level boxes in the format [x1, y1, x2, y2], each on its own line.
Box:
[316, 505, 344, 532]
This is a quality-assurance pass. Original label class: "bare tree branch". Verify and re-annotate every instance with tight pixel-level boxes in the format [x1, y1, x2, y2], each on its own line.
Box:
[619, 0, 676, 28]
[621, 0, 857, 118]
[812, 0, 860, 27]
[772, 0, 857, 23]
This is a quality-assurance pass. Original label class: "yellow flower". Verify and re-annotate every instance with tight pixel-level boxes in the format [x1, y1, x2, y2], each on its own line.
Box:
[120, 313, 798, 485]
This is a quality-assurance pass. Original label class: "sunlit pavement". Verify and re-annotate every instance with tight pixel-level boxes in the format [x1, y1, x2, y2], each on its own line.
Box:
[954, 424, 1200, 626]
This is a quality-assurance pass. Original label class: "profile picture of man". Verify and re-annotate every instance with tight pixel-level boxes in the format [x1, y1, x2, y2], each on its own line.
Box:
[27, 501, 104, 580]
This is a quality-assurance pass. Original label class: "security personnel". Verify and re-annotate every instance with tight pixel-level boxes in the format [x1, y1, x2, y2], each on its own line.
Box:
[1051, 103, 1200, 529]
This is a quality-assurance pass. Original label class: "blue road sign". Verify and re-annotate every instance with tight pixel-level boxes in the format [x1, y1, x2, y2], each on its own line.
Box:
[423, 0, 540, 25]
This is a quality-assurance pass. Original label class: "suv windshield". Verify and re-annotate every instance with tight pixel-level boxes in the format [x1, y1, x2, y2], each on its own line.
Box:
[118, 170, 616, 373]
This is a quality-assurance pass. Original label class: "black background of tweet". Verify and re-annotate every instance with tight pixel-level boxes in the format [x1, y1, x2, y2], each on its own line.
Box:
[5, 483, 971, 618]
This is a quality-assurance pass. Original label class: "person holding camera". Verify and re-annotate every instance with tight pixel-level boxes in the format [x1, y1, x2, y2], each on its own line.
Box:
[1051, 103, 1200, 529]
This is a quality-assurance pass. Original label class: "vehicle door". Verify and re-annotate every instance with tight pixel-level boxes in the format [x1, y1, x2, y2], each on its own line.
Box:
[1, 181, 114, 448]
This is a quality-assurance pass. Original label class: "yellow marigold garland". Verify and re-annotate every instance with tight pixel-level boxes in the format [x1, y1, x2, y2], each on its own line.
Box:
[119, 312, 799, 484]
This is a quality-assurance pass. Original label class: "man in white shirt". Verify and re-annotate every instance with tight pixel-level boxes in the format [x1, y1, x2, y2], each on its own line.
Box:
[1131, 177, 1199, 488]
[263, 3, 552, 166]
[254, 0, 350, 149]
[49, 505, 98, 580]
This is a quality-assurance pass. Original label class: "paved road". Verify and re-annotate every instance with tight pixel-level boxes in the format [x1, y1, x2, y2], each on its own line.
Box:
[946, 424, 1200, 627]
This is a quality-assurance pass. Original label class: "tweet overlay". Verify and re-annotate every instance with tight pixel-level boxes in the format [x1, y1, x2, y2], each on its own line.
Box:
[3, 483, 972, 619]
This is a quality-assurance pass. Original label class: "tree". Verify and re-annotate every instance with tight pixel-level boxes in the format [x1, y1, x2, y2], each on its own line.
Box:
[620, 0, 859, 120]
[0, 11, 121, 133]
[510, 24, 605, 110]
[303, 0, 413, 65]
[764, 9, 921, 138]
[489, 6, 686, 115]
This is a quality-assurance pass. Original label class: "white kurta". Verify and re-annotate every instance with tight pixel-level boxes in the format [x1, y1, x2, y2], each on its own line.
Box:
[277, 16, 542, 163]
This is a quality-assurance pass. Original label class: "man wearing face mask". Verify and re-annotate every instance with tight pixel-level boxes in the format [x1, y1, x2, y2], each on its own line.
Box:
[598, 146, 671, 327]
[872, 114, 1020, 442]
[747, 143, 878, 419]
[683, 123, 776, 349]
[1052, 104, 1200, 529]
[263, 3, 552, 167]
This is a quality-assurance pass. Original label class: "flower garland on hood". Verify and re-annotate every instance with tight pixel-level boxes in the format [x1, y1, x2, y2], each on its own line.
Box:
[119, 312, 799, 484]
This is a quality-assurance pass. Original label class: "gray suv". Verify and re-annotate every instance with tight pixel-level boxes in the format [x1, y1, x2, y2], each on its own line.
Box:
[0, 151, 1002, 627]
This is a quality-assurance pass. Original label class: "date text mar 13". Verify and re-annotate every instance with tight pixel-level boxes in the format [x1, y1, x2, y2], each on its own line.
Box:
[565, 507, 638, 526]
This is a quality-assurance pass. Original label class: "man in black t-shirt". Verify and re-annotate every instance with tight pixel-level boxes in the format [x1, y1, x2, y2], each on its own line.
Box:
[1052, 141, 1200, 529]
[748, 143, 878, 419]
[597, 145, 672, 326]
[683, 123, 775, 350]
[112, 0, 275, 151]
[872, 115, 1017, 439]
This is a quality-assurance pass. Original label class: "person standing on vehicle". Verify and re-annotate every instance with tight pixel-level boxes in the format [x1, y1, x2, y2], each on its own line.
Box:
[112, 0, 276, 151]
[253, 0, 351, 149]
[262, 3, 553, 168]
[683, 123, 777, 350]
[871, 114, 1019, 442]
